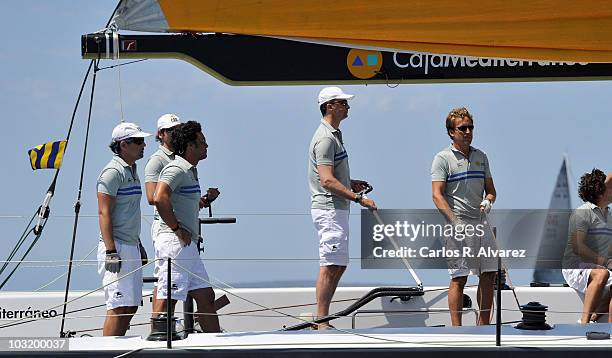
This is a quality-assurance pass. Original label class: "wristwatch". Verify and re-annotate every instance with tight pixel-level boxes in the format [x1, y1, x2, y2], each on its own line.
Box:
[171, 223, 180, 232]
[354, 193, 363, 203]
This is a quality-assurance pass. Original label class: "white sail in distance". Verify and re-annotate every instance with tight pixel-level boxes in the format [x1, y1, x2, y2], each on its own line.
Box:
[532, 157, 572, 285]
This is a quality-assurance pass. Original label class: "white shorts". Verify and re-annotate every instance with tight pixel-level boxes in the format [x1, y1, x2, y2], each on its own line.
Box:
[311, 209, 350, 267]
[154, 232, 210, 301]
[151, 219, 161, 243]
[445, 220, 498, 278]
[562, 268, 612, 294]
[97, 241, 143, 310]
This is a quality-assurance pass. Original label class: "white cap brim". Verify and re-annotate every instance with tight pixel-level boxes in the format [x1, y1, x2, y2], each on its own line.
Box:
[337, 93, 354, 100]
[318, 94, 355, 105]
[130, 131, 152, 138]
[114, 131, 152, 141]
[158, 122, 181, 130]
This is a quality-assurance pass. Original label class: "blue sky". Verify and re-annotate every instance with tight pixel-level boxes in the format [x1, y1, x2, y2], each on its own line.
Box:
[1, 1, 611, 291]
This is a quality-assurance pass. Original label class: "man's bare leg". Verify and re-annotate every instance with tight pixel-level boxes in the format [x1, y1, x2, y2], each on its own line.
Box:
[591, 286, 611, 322]
[103, 306, 138, 336]
[191, 287, 221, 333]
[608, 288, 612, 323]
[153, 298, 177, 320]
[316, 265, 346, 329]
[477, 272, 496, 325]
[150, 287, 159, 330]
[582, 269, 610, 324]
[448, 276, 467, 326]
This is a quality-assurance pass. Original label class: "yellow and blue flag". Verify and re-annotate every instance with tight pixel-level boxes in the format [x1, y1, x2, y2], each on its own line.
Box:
[28, 140, 67, 170]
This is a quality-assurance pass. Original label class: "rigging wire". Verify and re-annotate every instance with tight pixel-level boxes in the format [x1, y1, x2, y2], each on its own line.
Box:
[117, 56, 124, 122]
[34, 243, 98, 292]
[57, 0, 125, 336]
[59, 56, 100, 337]
[97, 59, 148, 72]
[0, 213, 36, 277]
[0, 59, 95, 291]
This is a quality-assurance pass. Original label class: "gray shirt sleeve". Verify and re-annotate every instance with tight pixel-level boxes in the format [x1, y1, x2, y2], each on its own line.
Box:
[97, 168, 122, 196]
[483, 152, 492, 179]
[431, 154, 448, 181]
[158, 165, 183, 191]
[313, 137, 335, 166]
[144, 155, 164, 183]
[572, 209, 590, 233]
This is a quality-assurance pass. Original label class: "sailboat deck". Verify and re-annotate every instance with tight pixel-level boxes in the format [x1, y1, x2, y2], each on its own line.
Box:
[4, 323, 608, 357]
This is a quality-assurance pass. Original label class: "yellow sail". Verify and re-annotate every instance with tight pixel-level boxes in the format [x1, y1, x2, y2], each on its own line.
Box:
[113, 0, 612, 62]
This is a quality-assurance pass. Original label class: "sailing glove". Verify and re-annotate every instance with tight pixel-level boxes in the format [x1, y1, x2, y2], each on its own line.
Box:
[480, 199, 492, 214]
[105, 250, 121, 273]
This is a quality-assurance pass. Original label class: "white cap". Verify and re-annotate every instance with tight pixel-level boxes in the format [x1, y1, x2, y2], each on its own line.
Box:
[111, 122, 151, 142]
[317, 87, 354, 106]
[157, 113, 181, 130]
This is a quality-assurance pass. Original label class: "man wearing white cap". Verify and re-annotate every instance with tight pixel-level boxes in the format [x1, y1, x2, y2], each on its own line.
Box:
[144, 113, 182, 319]
[97, 122, 151, 336]
[308, 87, 377, 329]
[145, 114, 182, 207]
[145, 114, 219, 320]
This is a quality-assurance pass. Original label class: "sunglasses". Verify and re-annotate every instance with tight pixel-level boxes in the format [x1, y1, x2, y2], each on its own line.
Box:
[455, 125, 474, 133]
[125, 137, 145, 145]
[330, 100, 349, 107]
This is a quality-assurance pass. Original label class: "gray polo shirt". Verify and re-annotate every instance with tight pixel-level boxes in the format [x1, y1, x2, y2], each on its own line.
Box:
[158, 155, 201, 241]
[431, 145, 492, 220]
[145, 145, 175, 183]
[562, 202, 612, 269]
[145, 145, 175, 218]
[97, 155, 142, 245]
[309, 119, 351, 210]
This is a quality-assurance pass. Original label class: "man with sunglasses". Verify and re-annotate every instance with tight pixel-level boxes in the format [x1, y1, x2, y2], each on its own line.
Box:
[431, 107, 497, 326]
[308, 87, 377, 330]
[97, 122, 151, 336]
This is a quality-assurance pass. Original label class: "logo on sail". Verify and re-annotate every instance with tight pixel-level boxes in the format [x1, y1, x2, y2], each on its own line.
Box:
[122, 40, 137, 51]
[347, 49, 382, 79]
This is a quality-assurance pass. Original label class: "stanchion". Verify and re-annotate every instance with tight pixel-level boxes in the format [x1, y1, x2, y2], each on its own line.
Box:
[167, 257, 172, 349]
[184, 294, 194, 334]
[496, 256, 502, 346]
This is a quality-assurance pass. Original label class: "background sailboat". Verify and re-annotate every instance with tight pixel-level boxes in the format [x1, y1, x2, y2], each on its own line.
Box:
[532, 157, 572, 285]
